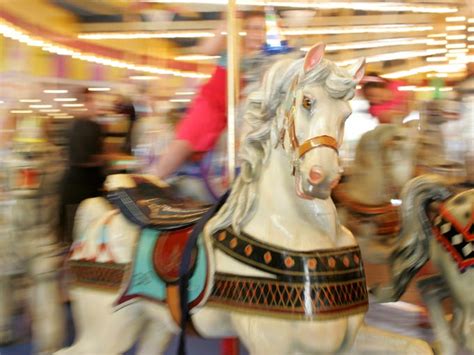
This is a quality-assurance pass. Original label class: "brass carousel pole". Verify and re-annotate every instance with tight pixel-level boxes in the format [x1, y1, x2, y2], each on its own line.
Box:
[221, 1, 240, 353]
[226, 0, 239, 183]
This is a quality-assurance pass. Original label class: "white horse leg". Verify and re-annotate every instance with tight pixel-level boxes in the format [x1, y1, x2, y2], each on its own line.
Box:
[135, 302, 179, 355]
[417, 276, 458, 355]
[0, 275, 14, 344]
[230, 313, 363, 355]
[30, 272, 66, 354]
[25, 229, 65, 354]
[349, 324, 433, 355]
[135, 319, 174, 355]
[56, 289, 146, 355]
[423, 294, 458, 355]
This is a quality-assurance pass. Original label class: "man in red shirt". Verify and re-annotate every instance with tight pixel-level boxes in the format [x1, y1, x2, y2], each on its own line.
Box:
[150, 12, 266, 179]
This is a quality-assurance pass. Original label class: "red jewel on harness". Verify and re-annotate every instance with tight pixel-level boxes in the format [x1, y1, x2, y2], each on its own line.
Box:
[264, 252, 272, 264]
[307, 258, 317, 270]
[284, 256, 295, 268]
[244, 245, 253, 256]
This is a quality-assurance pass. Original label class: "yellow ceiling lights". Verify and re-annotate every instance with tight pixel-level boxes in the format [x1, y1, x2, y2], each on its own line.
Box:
[283, 25, 433, 36]
[175, 55, 222, 61]
[383, 63, 467, 78]
[81, 24, 434, 40]
[0, 20, 211, 79]
[300, 38, 439, 52]
[141, 0, 457, 13]
[446, 17, 466, 22]
[79, 31, 215, 40]
[336, 49, 447, 66]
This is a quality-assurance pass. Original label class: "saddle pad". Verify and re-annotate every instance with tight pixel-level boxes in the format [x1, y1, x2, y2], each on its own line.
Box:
[432, 190, 474, 272]
[153, 226, 197, 283]
[107, 179, 211, 231]
[116, 228, 208, 308]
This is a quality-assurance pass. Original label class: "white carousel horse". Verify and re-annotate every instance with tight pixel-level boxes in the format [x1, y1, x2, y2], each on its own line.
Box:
[0, 139, 65, 353]
[372, 175, 474, 354]
[333, 124, 418, 263]
[57, 44, 431, 355]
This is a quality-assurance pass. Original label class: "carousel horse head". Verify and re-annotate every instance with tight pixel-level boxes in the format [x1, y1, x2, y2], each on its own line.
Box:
[275, 43, 365, 199]
[352, 124, 418, 198]
[210, 44, 364, 234]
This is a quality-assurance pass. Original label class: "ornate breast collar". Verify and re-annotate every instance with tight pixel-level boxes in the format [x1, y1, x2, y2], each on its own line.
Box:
[212, 229, 366, 283]
[209, 228, 368, 320]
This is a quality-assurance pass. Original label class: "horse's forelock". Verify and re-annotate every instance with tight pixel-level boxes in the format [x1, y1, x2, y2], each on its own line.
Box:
[299, 59, 357, 100]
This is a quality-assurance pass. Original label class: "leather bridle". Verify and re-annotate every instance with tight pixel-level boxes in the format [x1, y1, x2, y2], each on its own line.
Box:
[277, 77, 340, 174]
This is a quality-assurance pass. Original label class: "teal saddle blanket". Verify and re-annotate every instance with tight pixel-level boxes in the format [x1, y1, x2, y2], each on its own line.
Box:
[116, 227, 208, 307]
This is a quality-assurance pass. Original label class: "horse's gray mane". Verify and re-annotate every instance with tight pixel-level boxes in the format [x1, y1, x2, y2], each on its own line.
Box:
[207, 56, 358, 235]
[371, 175, 452, 302]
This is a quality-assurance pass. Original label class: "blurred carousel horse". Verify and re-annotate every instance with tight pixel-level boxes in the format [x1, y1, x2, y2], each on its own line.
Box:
[56, 44, 431, 355]
[0, 138, 65, 353]
[416, 99, 467, 185]
[333, 124, 418, 263]
[372, 175, 474, 355]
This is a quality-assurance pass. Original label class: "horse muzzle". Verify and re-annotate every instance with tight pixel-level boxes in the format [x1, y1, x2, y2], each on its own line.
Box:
[295, 162, 341, 200]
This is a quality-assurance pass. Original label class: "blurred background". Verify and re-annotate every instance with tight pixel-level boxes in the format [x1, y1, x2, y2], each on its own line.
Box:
[0, 0, 473, 354]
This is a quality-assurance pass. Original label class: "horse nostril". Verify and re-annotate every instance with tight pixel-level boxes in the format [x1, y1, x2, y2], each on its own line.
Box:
[308, 167, 324, 185]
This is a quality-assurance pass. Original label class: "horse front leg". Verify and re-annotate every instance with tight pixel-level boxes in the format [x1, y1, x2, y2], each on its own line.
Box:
[0, 275, 14, 344]
[31, 273, 65, 354]
[417, 275, 458, 355]
[28, 239, 66, 355]
[349, 323, 433, 354]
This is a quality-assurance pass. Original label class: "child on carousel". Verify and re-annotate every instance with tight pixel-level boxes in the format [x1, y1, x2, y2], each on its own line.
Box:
[361, 73, 413, 124]
[149, 11, 267, 179]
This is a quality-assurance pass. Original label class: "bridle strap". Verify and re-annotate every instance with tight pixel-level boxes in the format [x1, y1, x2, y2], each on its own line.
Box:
[287, 104, 299, 150]
[279, 77, 339, 173]
[298, 135, 339, 158]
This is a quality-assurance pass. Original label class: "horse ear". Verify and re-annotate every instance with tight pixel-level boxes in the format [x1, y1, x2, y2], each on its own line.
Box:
[348, 58, 366, 83]
[303, 43, 325, 73]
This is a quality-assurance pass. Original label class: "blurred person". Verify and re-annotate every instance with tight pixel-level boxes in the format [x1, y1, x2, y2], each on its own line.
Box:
[150, 11, 266, 179]
[115, 95, 137, 154]
[362, 73, 412, 124]
[59, 88, 105, 243]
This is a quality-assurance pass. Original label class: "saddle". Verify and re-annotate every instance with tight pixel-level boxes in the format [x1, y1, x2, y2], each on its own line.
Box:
[105, 176, 229, 334]
[107, 176, 211, 231]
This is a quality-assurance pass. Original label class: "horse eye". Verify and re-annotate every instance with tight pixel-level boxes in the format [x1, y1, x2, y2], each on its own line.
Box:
[302, 96, 312, 110]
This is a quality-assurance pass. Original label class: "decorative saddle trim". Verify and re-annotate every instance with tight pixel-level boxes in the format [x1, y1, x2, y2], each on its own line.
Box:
[213, 229, 366, 284]
[433, 202, 474, 272]
[208, 273, 368, 320]
[68, 261, 127, 290]
[333, 186, 400, 236]
[107, 185, 211, 231]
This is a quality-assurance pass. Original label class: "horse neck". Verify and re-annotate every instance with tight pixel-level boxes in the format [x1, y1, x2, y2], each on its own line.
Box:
[243, 144, 340, 250]
[346, 164, 392, 206]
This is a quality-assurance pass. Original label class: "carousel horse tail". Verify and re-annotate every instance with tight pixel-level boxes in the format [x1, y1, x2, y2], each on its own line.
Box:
[178, 190, 230, 355]
[371, 175, 451, 303]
